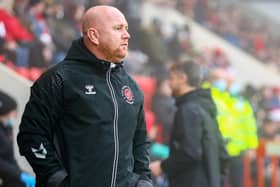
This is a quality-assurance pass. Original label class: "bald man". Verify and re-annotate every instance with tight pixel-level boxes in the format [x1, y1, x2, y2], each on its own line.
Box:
[17, 6, 153, 187]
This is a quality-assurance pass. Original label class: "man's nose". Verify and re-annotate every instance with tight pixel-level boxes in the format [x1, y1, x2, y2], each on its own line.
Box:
[123, 30, 130, 39]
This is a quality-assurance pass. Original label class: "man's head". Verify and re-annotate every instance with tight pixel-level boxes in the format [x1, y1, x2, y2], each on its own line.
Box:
[0, 91, 17, 127]
[208, 68, 228, 92]
[82, 5, 130, 63]
[168, 60, 203, 97]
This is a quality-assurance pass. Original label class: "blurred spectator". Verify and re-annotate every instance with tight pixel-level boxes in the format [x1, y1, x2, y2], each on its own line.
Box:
[150, 60, 228, 187]
[259, 117, 279, 141]
[210, 47, 230, 69]
[13, 0, 30, 17]
[258, 111, 280, 187]
[204, 68, 259, 187]
[0, 34, 15, 69]
[152, 74, 175, 145]
[260, 86, 278, 111]
[0, 7, 34, 67]
[27, 0, 53, 44]
[174, 25, 193, 61]
[47, 0, 84, 63]
[26, 0, 54, 67]
[191, 1, 280, 72]
[141, 18, 170, 66]
[0, 90, 35, 187]
[165, 25, 182, 62]
[193, 0, 208, 24]
[116, 0, 143, 22]
[268, 108, 280, 124]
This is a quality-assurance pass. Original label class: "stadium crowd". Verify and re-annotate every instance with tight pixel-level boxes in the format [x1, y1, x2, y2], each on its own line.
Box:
[178, 0, 280, 73]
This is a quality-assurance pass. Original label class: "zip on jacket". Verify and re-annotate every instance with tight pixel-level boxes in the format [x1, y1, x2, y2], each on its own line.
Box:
[106, 65, 119, 187]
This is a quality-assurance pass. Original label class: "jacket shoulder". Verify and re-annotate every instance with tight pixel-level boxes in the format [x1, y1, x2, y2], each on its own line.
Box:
[32, 62, 66, 92]
[179, 101, 200, 114]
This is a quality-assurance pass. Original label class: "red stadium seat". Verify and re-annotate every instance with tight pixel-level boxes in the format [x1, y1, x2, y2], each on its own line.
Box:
[14, 67, 30, 79]
[29, 67, 43, 81]
[0, 55, 15, 70]
[133, 75, 156, 110]
[145, 110, 155, 134]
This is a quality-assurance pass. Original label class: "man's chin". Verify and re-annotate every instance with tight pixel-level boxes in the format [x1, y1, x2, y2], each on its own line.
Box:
[171, 92, 179, 98]
[121, 51, 128, 57]
[113, 55, 126, 63]
[117, 53, 128, 62]
[111, 49, 128, 63]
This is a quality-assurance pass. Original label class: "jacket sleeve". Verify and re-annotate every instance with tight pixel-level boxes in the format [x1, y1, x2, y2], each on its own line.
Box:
[161, 107, 203, 174]
[215, 118, 229, 175]
[133, 104, 152, 183]
[17, 71, 67, 186]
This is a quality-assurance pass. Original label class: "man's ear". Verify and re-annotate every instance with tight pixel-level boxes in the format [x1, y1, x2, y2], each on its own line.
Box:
[87, 28, 99, 45]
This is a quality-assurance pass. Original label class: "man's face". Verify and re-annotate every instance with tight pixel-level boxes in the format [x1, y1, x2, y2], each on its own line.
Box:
[0, 110, 17, 127]
[168, 71, 184, 97]
[97, 13, 130, 63]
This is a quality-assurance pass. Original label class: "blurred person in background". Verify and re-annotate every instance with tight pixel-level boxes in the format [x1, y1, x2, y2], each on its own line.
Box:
[26, 0, 54, 68]
[0, 33, 15, 68]
[204, 68, 258, 187]
[226, 71, 258, 187]
[17, 5, 153, 187]
[149, 73, 175, 187]
[151, 73, 176, 145]
[150, 60, 228, 187]
[0, 2, 34, 67]
[267, 86, 280, 109]
[46, 0, 85, 63]
[258, 110, 280, 187]
[141, 18, 170, 67]
[0, 90, 35, 187]
[259, 116, 279, 141]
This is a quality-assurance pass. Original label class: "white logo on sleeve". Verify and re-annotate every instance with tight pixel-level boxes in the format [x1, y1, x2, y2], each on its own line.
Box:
[31, 143, 47, 159]
[85, 85, 96, 95]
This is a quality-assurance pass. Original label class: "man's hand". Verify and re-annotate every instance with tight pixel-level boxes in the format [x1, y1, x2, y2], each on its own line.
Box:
[149, 160, 163, 177]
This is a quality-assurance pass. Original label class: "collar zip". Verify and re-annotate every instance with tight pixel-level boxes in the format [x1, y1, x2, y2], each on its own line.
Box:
[100, 61, 122, 72]
[110, 63, 117, 68]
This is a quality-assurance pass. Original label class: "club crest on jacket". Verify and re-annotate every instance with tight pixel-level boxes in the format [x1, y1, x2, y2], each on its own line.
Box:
[121, 86, 134, 104]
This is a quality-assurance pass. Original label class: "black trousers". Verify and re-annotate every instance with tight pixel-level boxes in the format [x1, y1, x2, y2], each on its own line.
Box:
[0, 178, 25, 187]
[228, 155, 244, 187]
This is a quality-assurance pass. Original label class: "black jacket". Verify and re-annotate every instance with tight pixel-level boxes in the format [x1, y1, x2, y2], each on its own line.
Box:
[161, 89, 228, 187]
[0, 123, 22, 185]
[17, 38, 152, 187]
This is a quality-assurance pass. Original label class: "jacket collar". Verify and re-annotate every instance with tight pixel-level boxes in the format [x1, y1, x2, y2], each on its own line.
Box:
[175, 88, 211, 106]
[64, 38, 123, 71]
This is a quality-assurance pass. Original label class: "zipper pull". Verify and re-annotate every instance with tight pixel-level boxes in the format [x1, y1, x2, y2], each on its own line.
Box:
[110, 63, 116, 69]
